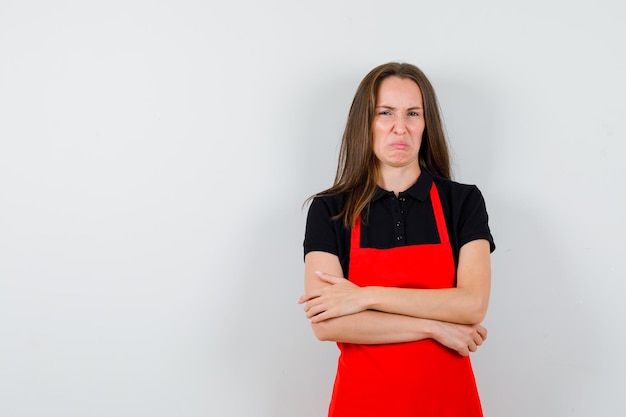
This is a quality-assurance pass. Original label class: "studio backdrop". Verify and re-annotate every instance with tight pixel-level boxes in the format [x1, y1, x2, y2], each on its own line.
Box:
[1, 1, 624, 416]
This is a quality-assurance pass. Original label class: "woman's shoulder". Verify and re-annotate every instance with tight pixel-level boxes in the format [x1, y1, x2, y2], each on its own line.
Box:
[432, 176, 484, 202]
[308, 190, 347, 213]
[432, 175, 495, 252]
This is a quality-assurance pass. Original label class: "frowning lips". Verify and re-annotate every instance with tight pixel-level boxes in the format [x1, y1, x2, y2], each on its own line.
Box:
[389, 141, 410, 150]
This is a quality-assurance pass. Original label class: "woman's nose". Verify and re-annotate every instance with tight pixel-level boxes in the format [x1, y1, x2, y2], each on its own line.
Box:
[392, 117, 407, 134]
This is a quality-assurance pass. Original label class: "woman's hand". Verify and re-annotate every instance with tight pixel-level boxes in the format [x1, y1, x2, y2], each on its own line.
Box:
[298, 271, 367, 323]
[430, 321, 488, 357]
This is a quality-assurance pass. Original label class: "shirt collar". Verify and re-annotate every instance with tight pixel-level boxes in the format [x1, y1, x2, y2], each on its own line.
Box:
[371, 170, 433, 202]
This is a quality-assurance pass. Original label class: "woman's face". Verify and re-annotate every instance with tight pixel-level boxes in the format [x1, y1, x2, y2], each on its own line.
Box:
[372, 76, 425, 170]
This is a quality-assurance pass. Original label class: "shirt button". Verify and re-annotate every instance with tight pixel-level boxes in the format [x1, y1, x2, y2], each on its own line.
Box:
[396, 221, 401, 227]
[397, 236, 404, 241]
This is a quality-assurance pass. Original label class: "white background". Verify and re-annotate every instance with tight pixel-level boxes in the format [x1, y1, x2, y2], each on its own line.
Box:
[1, 1, 624, 416]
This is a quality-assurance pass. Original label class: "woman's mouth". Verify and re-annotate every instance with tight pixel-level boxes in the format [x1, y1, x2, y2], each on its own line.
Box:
[390, 142, 409, 150]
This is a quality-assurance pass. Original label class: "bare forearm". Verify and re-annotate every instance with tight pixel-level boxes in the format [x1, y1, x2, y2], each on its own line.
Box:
[365, 286, 488, 325]
[310, 309, 488, 357]
[311, 309, 435, 344]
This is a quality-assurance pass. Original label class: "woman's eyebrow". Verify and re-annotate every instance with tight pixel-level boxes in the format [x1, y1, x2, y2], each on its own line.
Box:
[375, 105, 423, 110]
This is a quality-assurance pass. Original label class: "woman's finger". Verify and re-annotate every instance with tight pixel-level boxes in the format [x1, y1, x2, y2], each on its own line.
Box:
[297, 291, 320, 304]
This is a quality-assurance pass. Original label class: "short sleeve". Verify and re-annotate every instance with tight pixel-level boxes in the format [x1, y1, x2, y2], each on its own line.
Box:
[303, 197, 340, 257]
[458, 186, 496, 252]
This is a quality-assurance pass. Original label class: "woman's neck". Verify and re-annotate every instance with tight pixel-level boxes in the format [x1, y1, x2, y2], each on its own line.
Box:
[377, 164, 421, 196]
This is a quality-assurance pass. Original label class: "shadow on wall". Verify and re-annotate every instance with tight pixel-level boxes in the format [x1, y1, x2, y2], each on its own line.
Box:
[432, 73, 594, 415]
[210, 206, 339, 417]
[477, 196, 594, 416]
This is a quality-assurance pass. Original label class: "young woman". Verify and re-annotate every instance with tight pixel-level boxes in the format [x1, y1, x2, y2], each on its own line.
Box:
[299, 62, 495, 417]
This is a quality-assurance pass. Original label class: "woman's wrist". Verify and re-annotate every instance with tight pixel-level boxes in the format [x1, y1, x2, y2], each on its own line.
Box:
[424, 318, 439, 340]
[361, 286, 380, 311]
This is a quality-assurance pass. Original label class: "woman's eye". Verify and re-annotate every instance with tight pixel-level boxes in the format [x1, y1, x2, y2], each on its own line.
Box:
[408, 111, 420, 117]
[378, 111, 391, 116]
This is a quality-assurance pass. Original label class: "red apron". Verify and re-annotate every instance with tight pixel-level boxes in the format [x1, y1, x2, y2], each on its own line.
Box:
[328, 183, 483, 417]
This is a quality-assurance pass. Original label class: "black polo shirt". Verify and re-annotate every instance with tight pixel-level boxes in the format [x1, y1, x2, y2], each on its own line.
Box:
[304, 171, 495, 279]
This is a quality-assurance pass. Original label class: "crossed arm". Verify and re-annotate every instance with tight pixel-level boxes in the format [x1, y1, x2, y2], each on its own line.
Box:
[297, 239, 491, 356]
